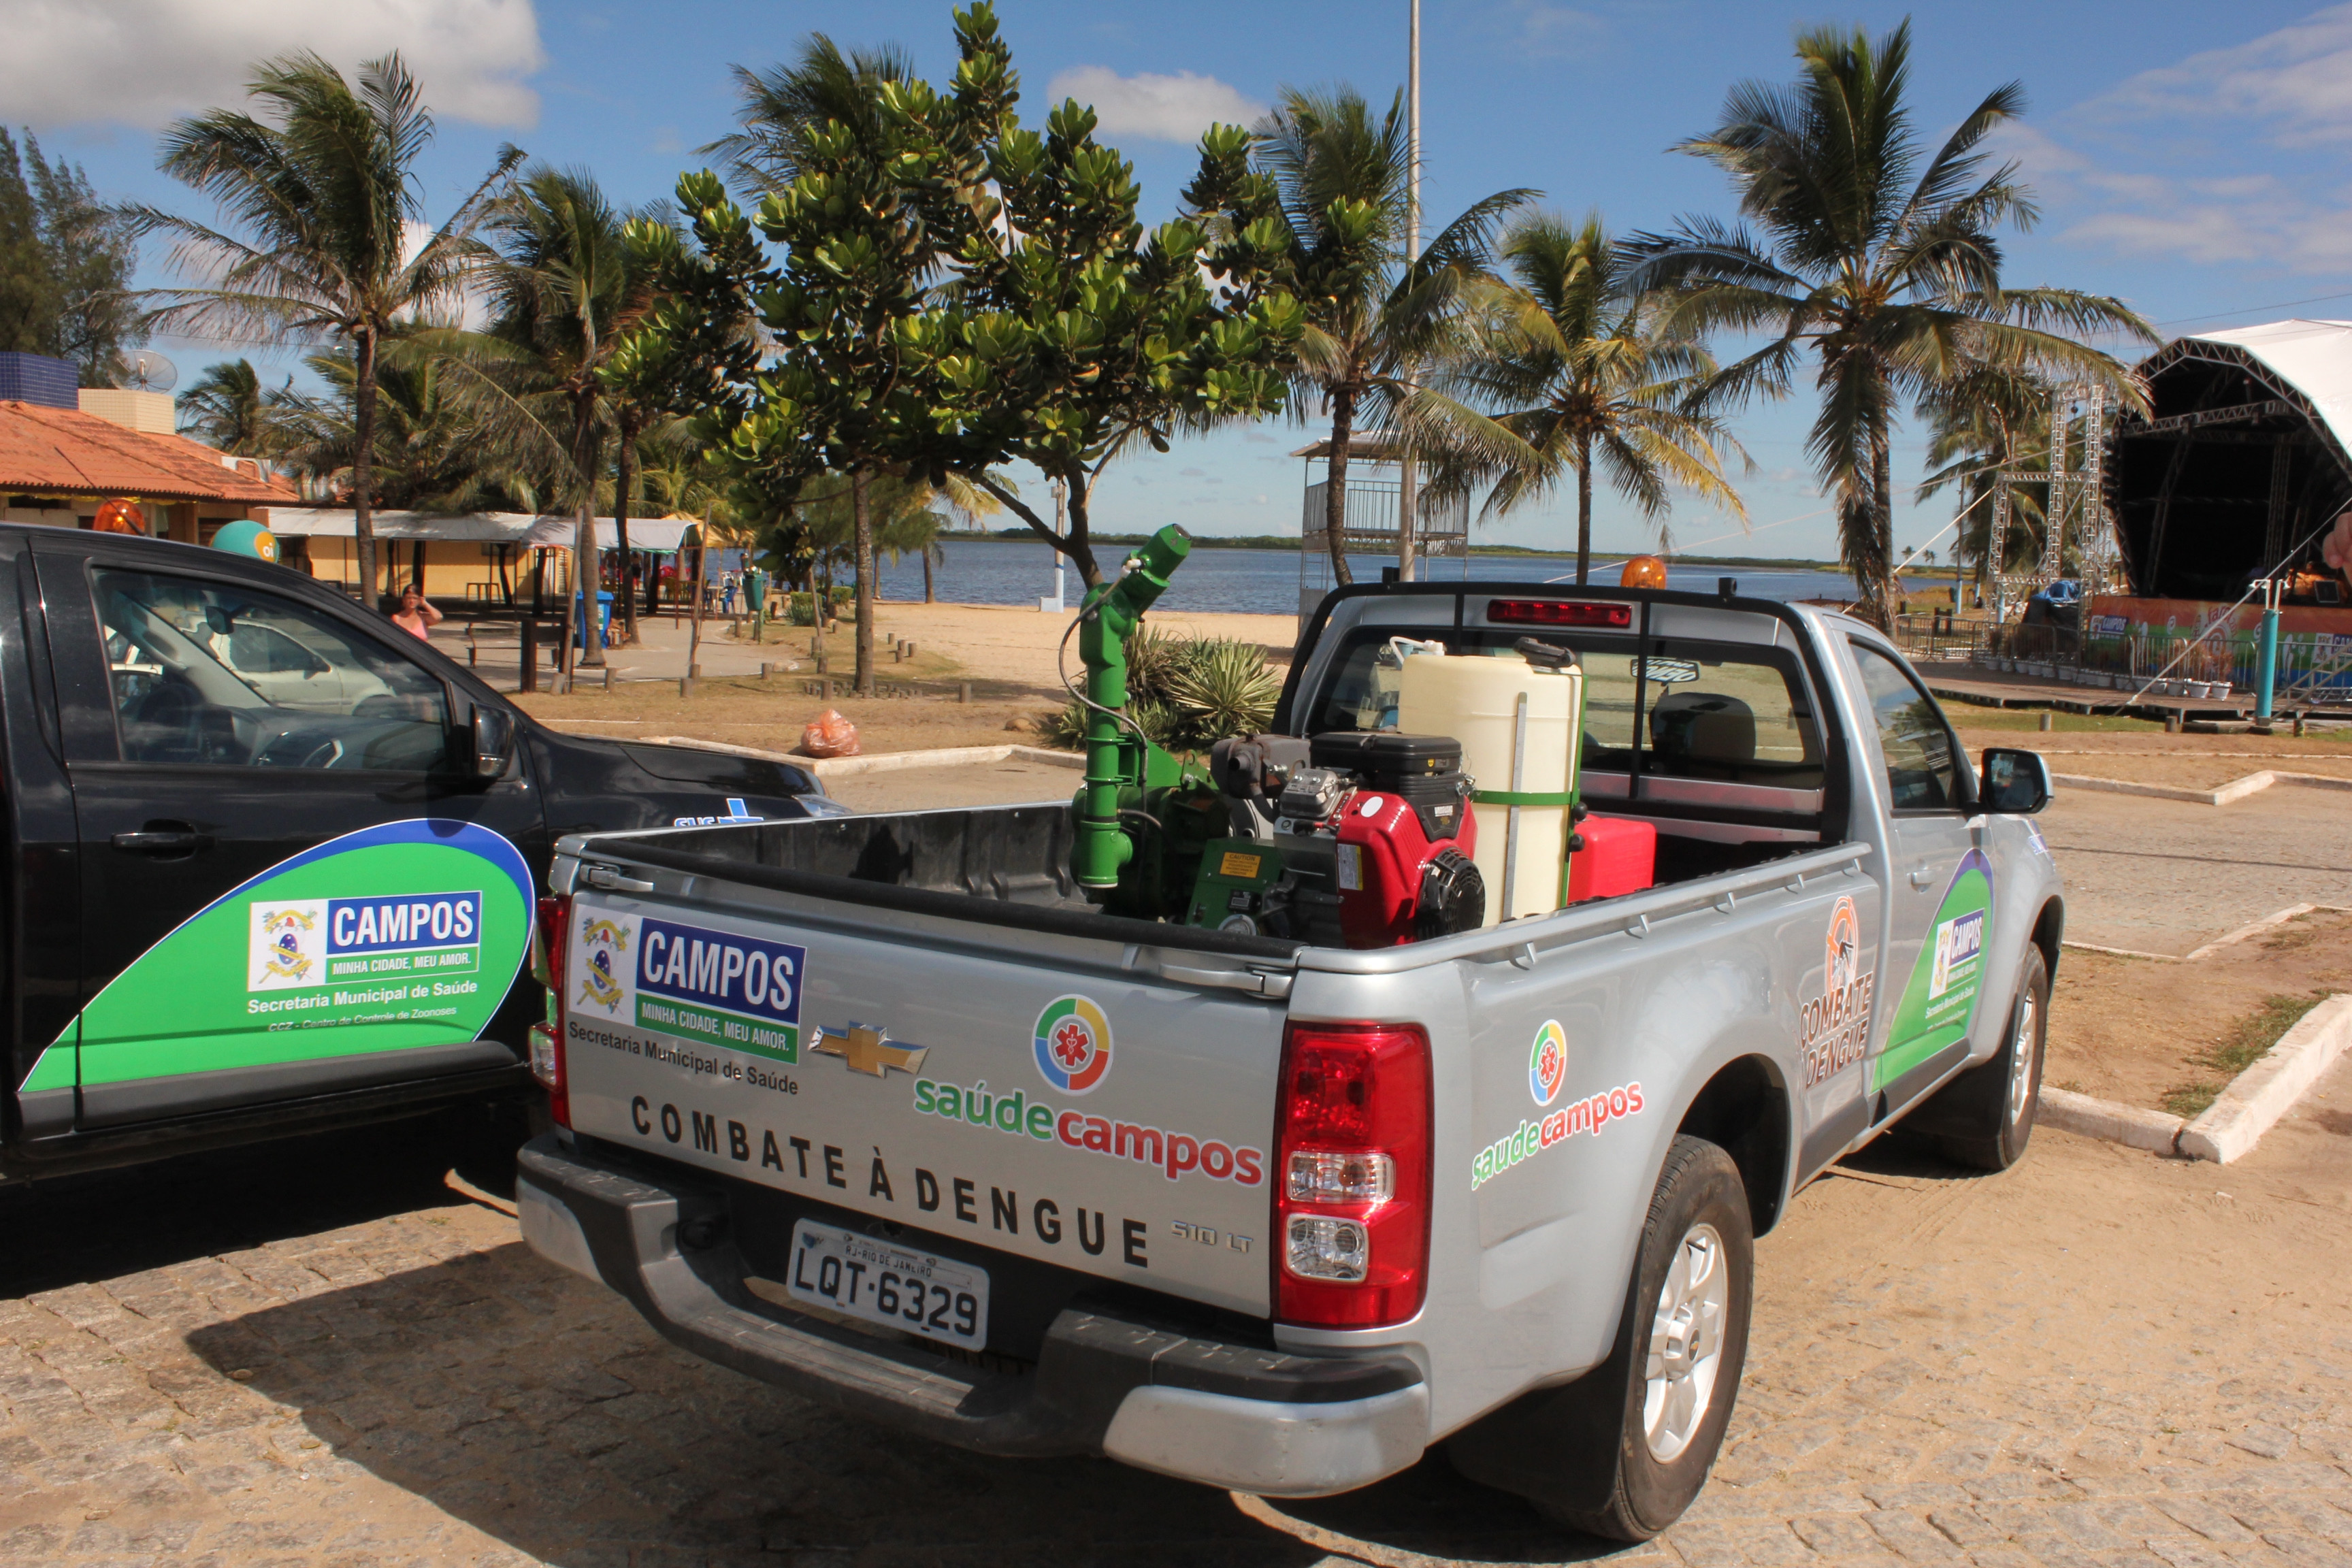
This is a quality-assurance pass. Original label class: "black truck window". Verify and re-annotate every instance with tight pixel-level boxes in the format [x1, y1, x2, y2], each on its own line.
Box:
[1848, 639, 1963, 812]
[93, 570, 451, 770]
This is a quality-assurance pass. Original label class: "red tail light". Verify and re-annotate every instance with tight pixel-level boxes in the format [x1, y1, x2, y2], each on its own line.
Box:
[530, 894, 572, 1128]
[1486, 598, 1633, 628]
[1274, 1022, 1431, 1328]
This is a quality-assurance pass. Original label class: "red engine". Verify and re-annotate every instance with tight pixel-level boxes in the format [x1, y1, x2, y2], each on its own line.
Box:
[1312, 733, 1486, 948]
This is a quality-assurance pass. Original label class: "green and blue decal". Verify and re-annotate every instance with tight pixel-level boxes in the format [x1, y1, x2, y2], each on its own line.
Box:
[24, 819, 532, 1092]
[1872, 849, 1994, 1092]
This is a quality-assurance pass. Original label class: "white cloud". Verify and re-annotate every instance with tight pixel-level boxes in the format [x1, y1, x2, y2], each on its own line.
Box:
[0, 0, 546, 131]
[2001, 10, 2352, 278]
[2088, 3, 2352, 147]
[1044, 66, 1262, 144]
[1499, 2, 1607, 59]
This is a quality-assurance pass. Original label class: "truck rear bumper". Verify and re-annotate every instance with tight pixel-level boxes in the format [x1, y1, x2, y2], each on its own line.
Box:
[517, 1135, 1428, 1495]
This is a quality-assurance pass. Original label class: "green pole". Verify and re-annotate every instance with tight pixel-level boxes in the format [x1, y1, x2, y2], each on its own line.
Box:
[2257, 604, 2280, 720]
[1073, 526, 1193, 890]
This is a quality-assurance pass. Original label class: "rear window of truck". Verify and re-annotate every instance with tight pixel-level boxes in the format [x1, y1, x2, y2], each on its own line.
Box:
[1305, 627, 1825, 791]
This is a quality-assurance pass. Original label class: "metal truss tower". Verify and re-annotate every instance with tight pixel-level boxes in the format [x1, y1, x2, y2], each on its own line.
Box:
[1989, 382, 2118, 624]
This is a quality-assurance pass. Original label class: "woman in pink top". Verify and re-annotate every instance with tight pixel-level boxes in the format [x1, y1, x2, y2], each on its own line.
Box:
[391, 584, 442, 640]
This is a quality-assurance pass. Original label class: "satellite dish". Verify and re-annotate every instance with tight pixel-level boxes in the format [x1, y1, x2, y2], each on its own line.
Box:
[127, 350, 178, 393]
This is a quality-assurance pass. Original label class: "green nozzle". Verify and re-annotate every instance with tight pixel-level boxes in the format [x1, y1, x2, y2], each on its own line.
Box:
[1071, 525, 1194, 892]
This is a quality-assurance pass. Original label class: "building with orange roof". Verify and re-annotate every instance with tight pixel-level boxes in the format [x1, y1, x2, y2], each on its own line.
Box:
[0, 397, 298, 549]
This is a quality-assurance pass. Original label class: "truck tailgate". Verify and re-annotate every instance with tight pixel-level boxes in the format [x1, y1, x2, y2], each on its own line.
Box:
[561, 889, 1286, 1318]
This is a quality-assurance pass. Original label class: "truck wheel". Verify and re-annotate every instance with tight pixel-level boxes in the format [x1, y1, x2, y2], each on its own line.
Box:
[1448, 1135, 1752, 1541]
[1911, 945, 2048, 1172]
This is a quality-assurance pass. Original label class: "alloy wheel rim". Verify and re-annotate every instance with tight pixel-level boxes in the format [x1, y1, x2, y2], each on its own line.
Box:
[1642, 1222, 1728, 1463]
[2007, 990, 2039, 1126]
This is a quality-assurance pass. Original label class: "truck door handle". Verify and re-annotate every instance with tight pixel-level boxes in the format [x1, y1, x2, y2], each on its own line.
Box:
[112, 827, 212, 855]
[1908, 866, 1932, 889]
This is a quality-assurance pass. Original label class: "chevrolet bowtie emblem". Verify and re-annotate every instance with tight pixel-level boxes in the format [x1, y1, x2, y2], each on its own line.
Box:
[810, 1023, 929, 1078]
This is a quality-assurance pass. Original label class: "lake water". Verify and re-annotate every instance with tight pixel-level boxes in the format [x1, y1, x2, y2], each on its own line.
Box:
[847, 538, 1871, 615]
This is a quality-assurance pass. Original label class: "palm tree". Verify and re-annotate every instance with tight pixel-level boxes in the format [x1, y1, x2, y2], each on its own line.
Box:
[272, 344, 536, 516]
[701, 35, 915, 197]
[1916, 362, 2051, 600]
[1421, 213, 1748, 585]
[440, 166, 666, 662]
[176, 358, 278, 455]
[124, 52, 521, 608]
[1630, 21, 2151, 627]
[1250, 86, 1533, 586]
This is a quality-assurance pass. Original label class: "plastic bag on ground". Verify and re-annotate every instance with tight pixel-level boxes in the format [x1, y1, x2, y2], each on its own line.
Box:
[800, 708, 860, 758]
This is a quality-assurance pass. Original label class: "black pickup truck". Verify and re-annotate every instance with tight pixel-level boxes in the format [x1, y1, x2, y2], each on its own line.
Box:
[0, 523, 831, 1181]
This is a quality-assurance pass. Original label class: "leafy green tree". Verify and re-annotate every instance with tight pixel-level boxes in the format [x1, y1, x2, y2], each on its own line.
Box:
[124, 52, 521, 606]
[883, 7, 1305, 579]
[177, 358, 279, 454]
[0, 128, 145, 381]
[633, 5, 1301, 693]
[1243, 86, 1531, 586]
[1421, 212, 1747, 584]
[1631, 20, 2151, 627]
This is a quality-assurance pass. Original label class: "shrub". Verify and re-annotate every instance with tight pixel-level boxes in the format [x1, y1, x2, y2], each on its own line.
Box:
[1162, 640, 1281, 749]
[1043, 634, 1277, 753]
[786, 587, 857, 625]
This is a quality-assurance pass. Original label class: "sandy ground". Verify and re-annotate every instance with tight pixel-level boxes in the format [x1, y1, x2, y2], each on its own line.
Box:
[505, 600, 1300, 760]
[2044, 908, 2352, 1112]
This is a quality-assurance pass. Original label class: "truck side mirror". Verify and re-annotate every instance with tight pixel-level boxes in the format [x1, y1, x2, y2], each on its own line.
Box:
[1979, 747, 2051, 814]
[470, 704, 516, 781]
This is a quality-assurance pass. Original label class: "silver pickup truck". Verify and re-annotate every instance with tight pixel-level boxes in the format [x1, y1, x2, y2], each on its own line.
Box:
[514, 580, 2061, 1541]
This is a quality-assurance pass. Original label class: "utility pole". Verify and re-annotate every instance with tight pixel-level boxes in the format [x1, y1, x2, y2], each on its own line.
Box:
[1395, 0, 1423, 583]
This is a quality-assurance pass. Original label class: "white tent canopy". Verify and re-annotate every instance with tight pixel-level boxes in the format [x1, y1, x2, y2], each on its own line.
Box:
[2184, 319, 2352, 459]
[267, 510, 701, 551]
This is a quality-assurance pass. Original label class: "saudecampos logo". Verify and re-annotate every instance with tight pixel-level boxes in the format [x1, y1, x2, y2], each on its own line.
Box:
[910, 1072, 1267, 1186]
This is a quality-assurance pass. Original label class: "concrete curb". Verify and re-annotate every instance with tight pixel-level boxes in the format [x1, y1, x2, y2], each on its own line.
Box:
[2177, 993, 2352, 1164]
[2061, 902, 2349, 963]
[2036, 1088, 2185, 1156]
[2050, 769, 2352, 806]
[636, 736, 1083, 779]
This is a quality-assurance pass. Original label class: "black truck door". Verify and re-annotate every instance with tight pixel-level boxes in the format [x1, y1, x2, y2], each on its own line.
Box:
[35, 536, 547, 1130]
[0, 536, 84, 1145]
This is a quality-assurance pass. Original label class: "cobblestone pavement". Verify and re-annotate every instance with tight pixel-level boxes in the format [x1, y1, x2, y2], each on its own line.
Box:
[3, 1079, 2349, 1568]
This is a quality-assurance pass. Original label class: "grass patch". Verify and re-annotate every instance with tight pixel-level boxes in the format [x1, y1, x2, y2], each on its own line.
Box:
[2159, 993, 2325, 1118]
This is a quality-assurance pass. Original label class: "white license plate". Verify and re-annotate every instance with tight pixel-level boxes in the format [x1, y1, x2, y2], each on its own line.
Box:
[784, 1219, 990, 1350]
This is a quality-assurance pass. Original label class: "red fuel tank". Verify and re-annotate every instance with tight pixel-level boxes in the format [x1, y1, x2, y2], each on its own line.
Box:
[1565, 813, 1656, 904]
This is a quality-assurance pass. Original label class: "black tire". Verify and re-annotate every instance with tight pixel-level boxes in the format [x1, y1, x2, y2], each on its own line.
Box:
[1908, 945, 2048, 1172]
[1448, 1135, 1753, 1541]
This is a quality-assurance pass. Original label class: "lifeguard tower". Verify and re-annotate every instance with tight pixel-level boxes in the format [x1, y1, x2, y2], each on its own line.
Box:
[1296, 438, 1469, 630]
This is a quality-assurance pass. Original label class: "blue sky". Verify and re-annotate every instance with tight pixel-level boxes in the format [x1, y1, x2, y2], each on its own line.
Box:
[12, 1, 2352, 562]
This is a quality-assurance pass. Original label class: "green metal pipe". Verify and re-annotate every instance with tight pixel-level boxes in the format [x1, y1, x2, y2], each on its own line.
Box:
[1073, 526, 1192, 889]
[2257, 606, 2280, 721]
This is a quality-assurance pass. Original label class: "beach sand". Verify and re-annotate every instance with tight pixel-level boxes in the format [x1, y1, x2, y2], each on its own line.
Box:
[512, 598, 1301, 760]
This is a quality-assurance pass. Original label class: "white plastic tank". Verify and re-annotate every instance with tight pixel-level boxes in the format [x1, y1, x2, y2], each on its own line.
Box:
[1396, 651, 1583, 924]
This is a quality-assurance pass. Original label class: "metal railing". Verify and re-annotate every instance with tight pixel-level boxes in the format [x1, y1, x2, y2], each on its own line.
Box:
[1299, 478, 1469, 552]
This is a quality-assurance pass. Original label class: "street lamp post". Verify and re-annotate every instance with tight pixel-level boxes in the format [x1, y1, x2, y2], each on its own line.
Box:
[1395, 0, 1422, 584]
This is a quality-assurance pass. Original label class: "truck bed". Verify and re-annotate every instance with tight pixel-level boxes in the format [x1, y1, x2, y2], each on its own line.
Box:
[575, 798, 1810, 956]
